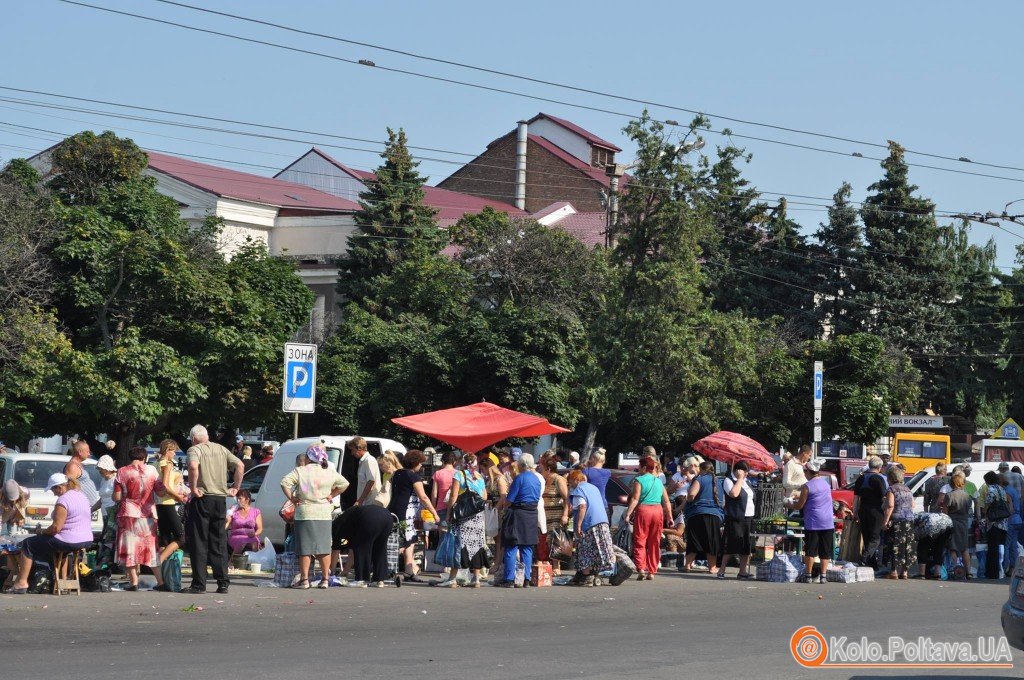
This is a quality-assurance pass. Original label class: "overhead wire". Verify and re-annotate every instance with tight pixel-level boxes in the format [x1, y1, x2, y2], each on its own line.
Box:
[149, 0, 1024, 175]
[53, 0, 1024, 186]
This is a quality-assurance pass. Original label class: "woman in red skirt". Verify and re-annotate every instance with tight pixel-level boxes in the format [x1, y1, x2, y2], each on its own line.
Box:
[113, 446, 163, 591]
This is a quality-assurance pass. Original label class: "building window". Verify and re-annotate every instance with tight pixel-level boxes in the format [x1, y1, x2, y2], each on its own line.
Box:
[591, 147, 613, 168]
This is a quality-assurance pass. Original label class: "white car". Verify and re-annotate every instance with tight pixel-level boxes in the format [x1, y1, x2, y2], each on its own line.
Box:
[253, 436, 406, 548]
[0, 452, 104, 536]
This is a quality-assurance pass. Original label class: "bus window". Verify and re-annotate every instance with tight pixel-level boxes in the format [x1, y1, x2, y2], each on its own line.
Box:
[897, 440, 947, 460]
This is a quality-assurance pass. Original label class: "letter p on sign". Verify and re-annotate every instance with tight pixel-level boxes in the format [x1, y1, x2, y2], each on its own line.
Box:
[283, 343, 317, 413]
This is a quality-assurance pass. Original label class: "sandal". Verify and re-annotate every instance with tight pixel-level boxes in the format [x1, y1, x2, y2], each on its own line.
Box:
[717, 570, 727, 579]
[636, 571, 648, 581]
[6, 586, 28, 594]
[317, 579, 329, 589]
[291, 580, 310, 589]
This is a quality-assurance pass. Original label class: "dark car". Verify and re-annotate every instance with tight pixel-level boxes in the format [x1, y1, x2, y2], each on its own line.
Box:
[1002, 556, 1024, 651]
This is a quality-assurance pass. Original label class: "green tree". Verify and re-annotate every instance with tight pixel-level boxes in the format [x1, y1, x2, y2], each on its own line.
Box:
[335, 128, 445, 309]
[9, 131, 313, 460]
[851, 141, 966, 412]
[812, 182, 862, 336]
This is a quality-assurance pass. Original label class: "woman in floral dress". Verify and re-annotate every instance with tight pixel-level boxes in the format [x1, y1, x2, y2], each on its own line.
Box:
[113, 446, 162, 591]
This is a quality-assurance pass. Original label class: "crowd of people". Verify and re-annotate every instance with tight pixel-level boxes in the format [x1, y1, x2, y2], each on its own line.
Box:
[4, 430, 1024, 594]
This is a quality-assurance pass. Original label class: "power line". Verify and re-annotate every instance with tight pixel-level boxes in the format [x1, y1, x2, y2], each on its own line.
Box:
[54, 0, 1024, 187]
[150, 0, 1024, 176]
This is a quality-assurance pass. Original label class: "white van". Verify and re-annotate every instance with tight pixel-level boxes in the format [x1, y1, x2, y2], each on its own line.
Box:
[253, 436, 406, 548]
[0, 452, 104, 536]
[903, 461, 1007, 512]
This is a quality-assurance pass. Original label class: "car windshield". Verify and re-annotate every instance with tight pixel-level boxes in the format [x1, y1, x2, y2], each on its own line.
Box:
[907, 470, 929, 495]
[241, 466, 268, 494]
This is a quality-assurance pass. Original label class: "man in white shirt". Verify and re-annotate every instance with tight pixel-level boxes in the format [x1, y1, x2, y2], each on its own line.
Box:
[351, 437, 383, 507]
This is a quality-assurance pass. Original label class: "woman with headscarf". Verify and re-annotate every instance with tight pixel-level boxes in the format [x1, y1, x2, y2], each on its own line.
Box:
[440, 453, 489, 588]
[2, 479, 29, 536]
[280, 445, 350, 589]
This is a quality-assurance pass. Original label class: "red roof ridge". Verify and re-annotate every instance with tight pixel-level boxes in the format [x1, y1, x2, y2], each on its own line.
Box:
[147, 150, 359, 212]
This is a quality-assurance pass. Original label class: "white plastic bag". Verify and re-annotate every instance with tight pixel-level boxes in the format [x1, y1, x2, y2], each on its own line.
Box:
[484, 507, 500, 538]
[245, 539, 277, 572]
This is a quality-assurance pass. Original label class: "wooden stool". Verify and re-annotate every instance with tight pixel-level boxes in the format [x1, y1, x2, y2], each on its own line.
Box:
[52, 549, 84, 596]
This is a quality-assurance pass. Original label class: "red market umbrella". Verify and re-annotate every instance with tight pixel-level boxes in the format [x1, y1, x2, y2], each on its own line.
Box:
[692, 431, 778, 472]
[391, 401, 571, 454]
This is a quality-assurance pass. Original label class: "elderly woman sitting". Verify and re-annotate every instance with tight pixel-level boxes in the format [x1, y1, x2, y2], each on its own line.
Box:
[8, 473, 94, 594]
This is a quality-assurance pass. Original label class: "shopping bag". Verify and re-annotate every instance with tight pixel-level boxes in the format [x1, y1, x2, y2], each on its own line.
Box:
[160, 550, 183, 592]
[273, 553, 299, 587]
[484, 507, 500, 538]
[244, 539, 277, 572]
[613, 523, 633, 552]
[531, 561, 553, 587]
[826, 561, 858, 583]
[607, 545, 636, 586]
[548, 526, 573, 562]
[434, 530, 459, 569]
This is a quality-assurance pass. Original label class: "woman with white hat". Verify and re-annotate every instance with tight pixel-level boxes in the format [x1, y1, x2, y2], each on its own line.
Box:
[7, 473, 93, 594]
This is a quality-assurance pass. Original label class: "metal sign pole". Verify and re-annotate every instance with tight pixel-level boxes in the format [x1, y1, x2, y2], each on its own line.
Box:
[294, 413, 299, 441]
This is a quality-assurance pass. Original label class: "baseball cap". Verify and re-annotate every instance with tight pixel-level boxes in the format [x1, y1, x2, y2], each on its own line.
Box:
[45, 473, 69, 491]
[235, 435, 244, 443]
[998, 462, 1010, 471]
[97, 455, 117, 472]
[805, 459, 823, 472]
[511, 447, 523, 461]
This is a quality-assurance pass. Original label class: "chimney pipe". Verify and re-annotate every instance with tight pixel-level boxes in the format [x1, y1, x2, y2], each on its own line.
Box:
[514, 120, 528, 210]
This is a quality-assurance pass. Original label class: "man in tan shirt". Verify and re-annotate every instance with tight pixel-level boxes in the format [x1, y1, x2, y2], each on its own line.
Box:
[185, 425, 244, 595]
[784, 445, 812, 497]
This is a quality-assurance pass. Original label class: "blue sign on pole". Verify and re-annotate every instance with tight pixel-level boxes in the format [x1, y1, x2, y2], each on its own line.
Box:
[286, 361, 314, 399]
[813, 361, 823, 409]
[282, 343, 317, 414]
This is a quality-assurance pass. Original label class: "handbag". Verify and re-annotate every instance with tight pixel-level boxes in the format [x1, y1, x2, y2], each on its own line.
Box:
[448, 472, 486, 523]
[548, 526, 573, 562]
[987, 489, 1011, 522]
[279, 500, 296, 523]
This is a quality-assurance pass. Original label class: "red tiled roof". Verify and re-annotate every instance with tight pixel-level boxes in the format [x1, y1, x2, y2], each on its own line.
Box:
[147, 151, 359, 211]
[528, 134, 614, 187]
[549, 211, 606, 248]
[529, 112, 622, 152]
[294, 148, 525, 226]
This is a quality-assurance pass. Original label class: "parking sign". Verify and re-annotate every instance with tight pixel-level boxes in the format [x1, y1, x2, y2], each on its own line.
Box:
[283, 343, 317, 413]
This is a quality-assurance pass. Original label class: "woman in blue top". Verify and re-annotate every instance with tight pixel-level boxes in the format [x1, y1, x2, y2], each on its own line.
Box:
[683, 461, 725, 575]
[623, 456, 674, 581]
[441, 454, 489, 588]
[568, 469, 615, 586]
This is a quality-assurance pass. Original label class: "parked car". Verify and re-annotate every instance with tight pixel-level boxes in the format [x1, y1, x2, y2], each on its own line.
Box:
[254, 436, 406, 548]
[1002, 556, 1024, 651]
[0, 452, 103, 536]
[226, 462, 270, 511]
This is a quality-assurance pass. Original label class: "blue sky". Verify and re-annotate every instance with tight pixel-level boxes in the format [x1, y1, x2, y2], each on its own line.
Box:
[4, 0, 1024, 267]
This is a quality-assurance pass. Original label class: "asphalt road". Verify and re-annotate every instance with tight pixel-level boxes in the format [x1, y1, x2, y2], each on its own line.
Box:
[0, 572, 1017, 679]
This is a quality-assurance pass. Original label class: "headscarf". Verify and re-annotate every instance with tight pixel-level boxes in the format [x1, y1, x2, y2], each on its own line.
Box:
[305, 445, 328, 465]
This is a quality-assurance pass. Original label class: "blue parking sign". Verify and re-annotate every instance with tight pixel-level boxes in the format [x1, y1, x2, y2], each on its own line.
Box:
[286, 361, 314, 398]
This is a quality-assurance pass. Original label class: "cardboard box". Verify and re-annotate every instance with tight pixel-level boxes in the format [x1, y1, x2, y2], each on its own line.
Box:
[531, 561, 553, 587]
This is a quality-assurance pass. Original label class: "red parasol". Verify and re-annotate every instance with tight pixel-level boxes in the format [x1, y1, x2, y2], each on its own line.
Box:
[692, 431, 778, 472]
[391, 402, 570, 453]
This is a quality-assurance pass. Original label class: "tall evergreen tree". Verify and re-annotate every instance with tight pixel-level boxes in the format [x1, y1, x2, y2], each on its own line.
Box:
[335, 128, 445, 309]
[851, 141, 961, 411]
[813, 182, 862, 336]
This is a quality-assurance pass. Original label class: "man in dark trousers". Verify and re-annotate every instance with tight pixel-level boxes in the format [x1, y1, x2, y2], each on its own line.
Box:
[853, 455, 889, 569]
[186, 424, 244, 594]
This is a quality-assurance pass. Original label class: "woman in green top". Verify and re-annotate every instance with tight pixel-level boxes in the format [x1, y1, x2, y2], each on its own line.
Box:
[623, 456, 674, 580]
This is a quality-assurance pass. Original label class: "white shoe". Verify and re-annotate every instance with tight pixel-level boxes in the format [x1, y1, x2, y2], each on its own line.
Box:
[345, 580, 368, 588]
